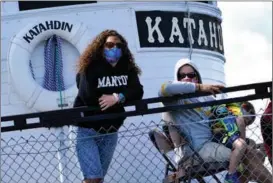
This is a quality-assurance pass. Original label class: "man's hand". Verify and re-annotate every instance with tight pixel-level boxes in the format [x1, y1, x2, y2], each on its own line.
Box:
[197, 84, 225, 96]
[99, 94, 118, 111]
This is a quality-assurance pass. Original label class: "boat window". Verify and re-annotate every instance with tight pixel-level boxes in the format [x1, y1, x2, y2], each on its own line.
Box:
[18, 1, 97, 11]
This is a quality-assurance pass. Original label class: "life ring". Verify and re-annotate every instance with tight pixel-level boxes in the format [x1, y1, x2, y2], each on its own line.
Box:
[7, 19, 91, 111]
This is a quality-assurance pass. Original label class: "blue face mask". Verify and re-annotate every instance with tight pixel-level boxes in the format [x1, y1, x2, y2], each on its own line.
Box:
[104, 47, 122, 64]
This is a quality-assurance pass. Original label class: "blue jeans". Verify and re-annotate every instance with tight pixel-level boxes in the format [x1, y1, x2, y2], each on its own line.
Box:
[75, 127, 118, 179]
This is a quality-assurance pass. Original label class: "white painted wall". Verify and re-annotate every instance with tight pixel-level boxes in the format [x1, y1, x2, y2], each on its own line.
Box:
[1, 2, 224, 115]
[1, 1, 19, 15]
[1, 2, 225, 183]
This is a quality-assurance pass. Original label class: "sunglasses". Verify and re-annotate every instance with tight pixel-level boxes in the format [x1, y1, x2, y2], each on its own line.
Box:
[178, 72, 197, 80]
[104, 42, 124, 49]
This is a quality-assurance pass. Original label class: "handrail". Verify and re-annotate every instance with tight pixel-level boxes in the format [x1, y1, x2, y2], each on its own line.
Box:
[1, 81, 271, 132]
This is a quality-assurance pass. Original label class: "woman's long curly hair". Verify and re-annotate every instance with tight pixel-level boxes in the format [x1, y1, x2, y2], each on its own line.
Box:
[77, 29, 141, 75]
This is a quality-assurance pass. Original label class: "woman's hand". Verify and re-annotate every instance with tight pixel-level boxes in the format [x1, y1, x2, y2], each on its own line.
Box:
[99, 94, 119, 111]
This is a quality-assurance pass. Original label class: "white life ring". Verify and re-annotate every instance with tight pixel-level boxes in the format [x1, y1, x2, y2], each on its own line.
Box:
[7, 19, 91, 111]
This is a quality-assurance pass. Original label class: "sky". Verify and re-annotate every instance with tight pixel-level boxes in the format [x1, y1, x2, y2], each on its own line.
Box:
[219, 2, 272, 86]
[218, 2, 272, 149]
[218, 2, 272, 110]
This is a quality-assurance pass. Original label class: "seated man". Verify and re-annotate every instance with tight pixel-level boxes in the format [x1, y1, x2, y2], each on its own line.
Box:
[158, 58, 272, 183]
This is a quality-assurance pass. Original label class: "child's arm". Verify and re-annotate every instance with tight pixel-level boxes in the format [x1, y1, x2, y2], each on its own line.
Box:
[212, 128, 225, 134]
[236, 117, 246, 140]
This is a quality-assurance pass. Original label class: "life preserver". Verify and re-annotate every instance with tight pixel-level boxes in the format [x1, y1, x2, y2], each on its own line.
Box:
[7, 19, 91, 111]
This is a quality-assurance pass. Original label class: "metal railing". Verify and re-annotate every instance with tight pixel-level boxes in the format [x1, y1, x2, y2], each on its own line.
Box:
[1, 81, 272, 183]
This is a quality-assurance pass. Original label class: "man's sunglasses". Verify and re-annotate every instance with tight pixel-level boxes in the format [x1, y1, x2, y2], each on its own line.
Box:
[178, 72, 197, 80]
[104, 42, 124, 49]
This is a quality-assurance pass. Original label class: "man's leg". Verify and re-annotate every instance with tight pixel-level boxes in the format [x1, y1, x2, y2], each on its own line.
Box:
[168, 125, 189, 178]
[168, 125, 187, 148]
[153, 129, 174, 153]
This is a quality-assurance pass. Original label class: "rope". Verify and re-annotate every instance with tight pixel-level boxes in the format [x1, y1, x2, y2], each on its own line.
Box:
[185, 2, 193, 60]
[55, 36, 65, 108]
[43, 36, 56, 90]
[55, 36, 65, 91]
[29, 35, 66, 108]
[43, 35, 65, 92]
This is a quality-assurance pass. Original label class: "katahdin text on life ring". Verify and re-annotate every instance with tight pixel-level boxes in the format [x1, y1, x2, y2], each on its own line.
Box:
[8, 19, 91, 111]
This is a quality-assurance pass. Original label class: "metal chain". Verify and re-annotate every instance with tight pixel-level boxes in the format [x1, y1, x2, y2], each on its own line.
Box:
[185, 1, 193, 60]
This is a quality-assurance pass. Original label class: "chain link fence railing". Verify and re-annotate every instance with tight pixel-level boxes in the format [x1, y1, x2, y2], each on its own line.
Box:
[1, 112, 272, 183]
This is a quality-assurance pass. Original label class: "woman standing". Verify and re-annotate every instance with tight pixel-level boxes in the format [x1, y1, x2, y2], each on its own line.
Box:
[73, 30, 144, 183]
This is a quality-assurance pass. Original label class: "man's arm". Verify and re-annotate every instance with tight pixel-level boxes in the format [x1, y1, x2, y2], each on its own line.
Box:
[158, 81, 197, 97]
[159, 81, 224, 97]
